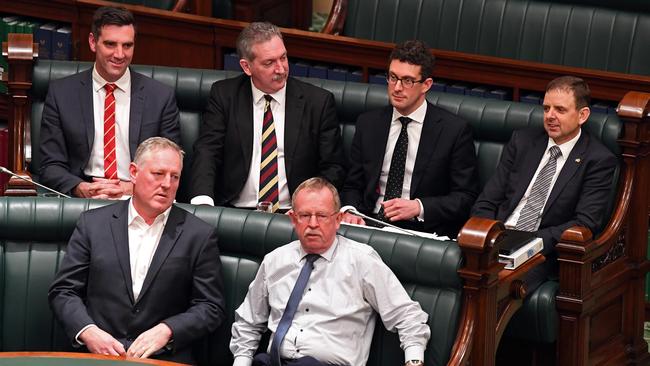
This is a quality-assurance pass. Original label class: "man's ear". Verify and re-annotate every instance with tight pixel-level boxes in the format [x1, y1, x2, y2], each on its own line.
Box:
[88, 32, 97, 53]
[578, 106, 591, 126]
[240, 59, 252, 76]
[129, 162, 138, 183]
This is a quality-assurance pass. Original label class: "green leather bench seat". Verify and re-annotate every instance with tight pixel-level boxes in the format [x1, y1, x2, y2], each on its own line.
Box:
[342, 0, 650, 76]
[0, 197, 463, 366]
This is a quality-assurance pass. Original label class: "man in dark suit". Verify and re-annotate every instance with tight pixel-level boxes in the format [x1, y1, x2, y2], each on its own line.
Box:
[49, 137, 225, 364]
[340, 40, 479, 237]
[189, 22, 345, 212]
[472, 76, 618, 290]
[39, 6, 180, 199]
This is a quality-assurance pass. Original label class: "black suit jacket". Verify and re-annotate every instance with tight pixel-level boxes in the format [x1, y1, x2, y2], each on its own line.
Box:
[341, 103, 479, 237]
[472, 128, 618, 285]
[189, 75, 346, 205]
[39, 68, 181, 195]
[48, 201, 226, 364]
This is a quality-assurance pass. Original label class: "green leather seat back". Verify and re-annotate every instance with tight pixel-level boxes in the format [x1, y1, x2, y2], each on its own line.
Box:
[0, 197, 463, 366]
[343, 0, 650, 76]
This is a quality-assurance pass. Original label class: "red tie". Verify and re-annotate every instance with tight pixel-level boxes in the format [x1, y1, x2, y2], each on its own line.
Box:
[259, 95, 279, 212]
[103, 83, 118, 179]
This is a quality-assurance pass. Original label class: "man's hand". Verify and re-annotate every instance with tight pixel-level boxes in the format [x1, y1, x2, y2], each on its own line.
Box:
[126, 323, 173, 359]
[341, 212, 365, 225]
[79, 326, 126, 356]
[382, 198, 420, 221]
[73, 179, 130, 199]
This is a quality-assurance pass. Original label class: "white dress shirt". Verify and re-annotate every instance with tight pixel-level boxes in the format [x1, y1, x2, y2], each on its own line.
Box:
[374, 100, 427, 219]
[230, 236, 431, 366]
[127, 200, 171, 301]
[84, 66, 132, 181]
[191, 81, 290, 209]
[505, 129, 582, 229]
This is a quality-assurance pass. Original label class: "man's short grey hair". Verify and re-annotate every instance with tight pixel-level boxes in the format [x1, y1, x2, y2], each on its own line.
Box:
[291, 177, 341, 212]
[133, 137, 185, 168]
[236, 22, 283, 61]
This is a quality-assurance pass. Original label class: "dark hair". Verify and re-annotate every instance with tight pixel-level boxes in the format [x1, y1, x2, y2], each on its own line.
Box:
[389, 40, 435, 80]
[92, 6, 136, 39]
[545, 76, 591, 109]
[236, 22, 283, 60]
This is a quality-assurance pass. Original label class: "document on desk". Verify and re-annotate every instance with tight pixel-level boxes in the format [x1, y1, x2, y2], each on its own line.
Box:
[498, 237, 543, 270]
[341, 222, 450, 241]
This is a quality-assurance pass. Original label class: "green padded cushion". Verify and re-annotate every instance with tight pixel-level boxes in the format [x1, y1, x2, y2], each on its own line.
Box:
[343, 0, 650, 75]
[504, 280, 559, 343]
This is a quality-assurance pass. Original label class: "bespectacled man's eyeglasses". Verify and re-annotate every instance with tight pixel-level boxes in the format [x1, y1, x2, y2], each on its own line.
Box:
[386, 73, 425, 88]
[294, 212, 339, 224]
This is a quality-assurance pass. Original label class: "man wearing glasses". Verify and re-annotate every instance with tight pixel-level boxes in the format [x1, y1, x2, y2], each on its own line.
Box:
[340, 40, 479, 237]
[230, 177, 430, 366]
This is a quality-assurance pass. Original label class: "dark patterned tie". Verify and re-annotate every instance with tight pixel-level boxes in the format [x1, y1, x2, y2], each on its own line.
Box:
[259, 95, 280, 212]
[378, 116, 411, 221]
[516, 145, 562, 231]
[270, 254, 320, 366]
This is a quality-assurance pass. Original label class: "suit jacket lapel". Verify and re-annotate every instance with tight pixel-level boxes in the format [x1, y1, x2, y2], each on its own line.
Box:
[509, 133, 548, 213]
[236, 80, 254, 172]
[80, 71, 95, 160]
[410, 105, 443, 194]
[136, 206, 184, 304]
[370, 107, 394, 185]
[543, 131, 588, 215]
[129, 71, 145, 159]
[284, 79, 305, 178]
[110, 201, 135, 305]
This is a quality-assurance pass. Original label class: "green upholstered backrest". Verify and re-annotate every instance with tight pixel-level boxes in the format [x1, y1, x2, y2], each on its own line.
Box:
[0, 197, 463, 366]
[343, 0, 650, 76]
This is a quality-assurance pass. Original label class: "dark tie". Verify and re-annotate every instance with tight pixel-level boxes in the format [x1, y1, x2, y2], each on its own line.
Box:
[378, 116, 411, 221]
[270, 254, 320, 366]
[259, 94, 280, 212]
[516, 145, 562, 231]
[103, 83, 118, 179]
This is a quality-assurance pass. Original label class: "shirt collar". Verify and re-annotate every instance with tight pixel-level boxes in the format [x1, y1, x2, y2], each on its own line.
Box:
[127, 199, 172, 227]
[92, 65, 131, 93]
[547, 128, 582, 158]
[298, 236, 339, 263]
[391, 99, 427, 125]
[251, 79, 287, 107]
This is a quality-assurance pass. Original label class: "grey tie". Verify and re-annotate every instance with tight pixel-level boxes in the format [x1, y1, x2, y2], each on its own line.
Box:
[516, 145, 562, 232]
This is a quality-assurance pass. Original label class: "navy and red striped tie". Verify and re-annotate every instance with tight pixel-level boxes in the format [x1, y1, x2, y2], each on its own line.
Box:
[259, 95, 280, 212]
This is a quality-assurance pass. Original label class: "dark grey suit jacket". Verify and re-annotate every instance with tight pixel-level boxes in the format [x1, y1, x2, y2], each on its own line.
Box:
[48, 201, 225, 364]
[472, 127, 618, 287]
[39, 68, 181, 195]
[189, 74, 346, 206]
[341, 103, 480, 237]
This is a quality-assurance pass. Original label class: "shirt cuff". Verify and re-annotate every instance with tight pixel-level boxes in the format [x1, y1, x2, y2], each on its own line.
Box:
[416, 199, 424, 221]
[233, 356, 254, 366]
[404, 345, 425, 363]
[75, 324, 97, 345]
[191, 195, 215, 206]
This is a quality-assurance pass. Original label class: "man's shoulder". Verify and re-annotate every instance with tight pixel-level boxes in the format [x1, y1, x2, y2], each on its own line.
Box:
[425, 102, 471, 130]
[48, 69, 91, 91]
[131, 70, 175, 95]
[337, 236, 380, 258]
[356, 106, 392, 126]
[78, 201, 124, 221]
[170, 205, 216, 232]
[287, 77, 333, 99]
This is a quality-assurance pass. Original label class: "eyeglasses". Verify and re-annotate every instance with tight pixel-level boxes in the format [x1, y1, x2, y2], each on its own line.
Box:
[294, 212, 339, 224]
[387, 74, 425, 88]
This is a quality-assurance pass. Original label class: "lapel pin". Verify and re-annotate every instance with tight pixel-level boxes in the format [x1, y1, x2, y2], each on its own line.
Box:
[575, 158, 581, 164]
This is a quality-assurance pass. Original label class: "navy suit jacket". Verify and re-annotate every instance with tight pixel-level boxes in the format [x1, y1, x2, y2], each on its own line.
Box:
[341, 103, 480, 237]
[48, 201, 226, 364]
[39, 68, 181, 195]
[189, 75, 346, 206]
[472, 127, 618, 284]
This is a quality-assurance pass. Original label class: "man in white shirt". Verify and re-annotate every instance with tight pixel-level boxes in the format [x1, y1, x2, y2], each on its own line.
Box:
[39, 6, 180, 199]
[472, 76, 618, 291]
[230, 177, 430, 366]
[49, 137, 225, 364]
[340, 40, 479, 237]
[189, 22, 345, 212]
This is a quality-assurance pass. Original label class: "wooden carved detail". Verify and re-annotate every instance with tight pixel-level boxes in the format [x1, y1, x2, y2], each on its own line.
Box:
[592, 231, 626, 272]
